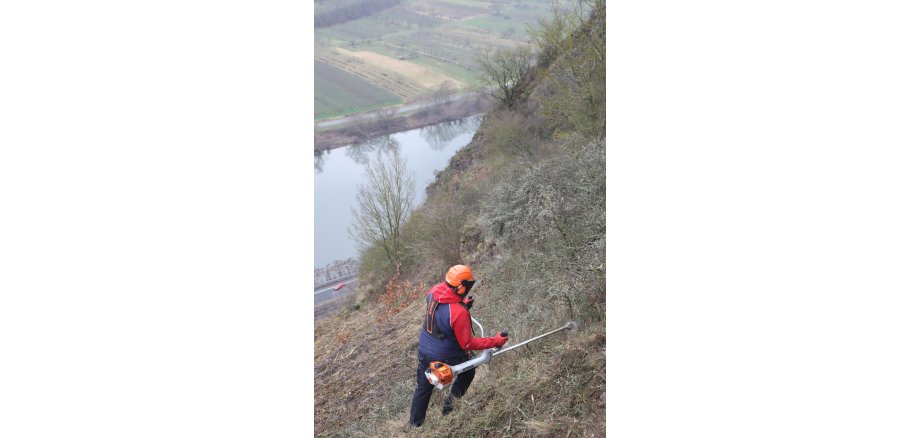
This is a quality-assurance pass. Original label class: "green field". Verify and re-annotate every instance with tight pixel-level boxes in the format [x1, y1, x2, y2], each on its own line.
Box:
[314, 60, 402, 120]
[464, 14, 532, 36]
[314, 0, 561, 120]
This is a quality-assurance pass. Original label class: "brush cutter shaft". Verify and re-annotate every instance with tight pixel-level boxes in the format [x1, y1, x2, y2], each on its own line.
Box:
[452, 349, 491, 374]
[492, 322, 574, 358]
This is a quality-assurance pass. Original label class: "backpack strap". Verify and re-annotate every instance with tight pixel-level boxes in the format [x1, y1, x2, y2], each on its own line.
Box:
[423, 293, 447, 340]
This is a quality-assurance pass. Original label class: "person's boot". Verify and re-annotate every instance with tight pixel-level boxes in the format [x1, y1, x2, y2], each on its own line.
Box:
[442, 395, 455, 415]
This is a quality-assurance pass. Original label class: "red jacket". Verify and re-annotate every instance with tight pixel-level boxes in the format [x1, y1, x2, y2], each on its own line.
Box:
[418, 282, 501, 358]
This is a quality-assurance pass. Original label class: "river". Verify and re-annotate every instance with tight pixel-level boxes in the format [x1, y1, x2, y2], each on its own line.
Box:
[314, 116, 481, 268]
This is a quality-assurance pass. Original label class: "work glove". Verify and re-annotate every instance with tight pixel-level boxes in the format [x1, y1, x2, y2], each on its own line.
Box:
[493, 331, 509, 348]
[462, 296, 474, 310]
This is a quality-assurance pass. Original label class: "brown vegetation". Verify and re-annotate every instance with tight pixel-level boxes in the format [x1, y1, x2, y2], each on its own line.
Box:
[376, 265, 424, 322]
[315, 1, 606, 435]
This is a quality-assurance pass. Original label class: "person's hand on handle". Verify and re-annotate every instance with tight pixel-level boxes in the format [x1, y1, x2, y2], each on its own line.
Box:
[493, 331, 509, 348]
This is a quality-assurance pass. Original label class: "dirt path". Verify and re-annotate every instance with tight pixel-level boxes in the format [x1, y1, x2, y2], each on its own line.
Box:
[315, 92, 477, 130]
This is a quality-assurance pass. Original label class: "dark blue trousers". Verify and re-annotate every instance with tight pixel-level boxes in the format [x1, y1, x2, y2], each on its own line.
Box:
[409, 353, 476, 427]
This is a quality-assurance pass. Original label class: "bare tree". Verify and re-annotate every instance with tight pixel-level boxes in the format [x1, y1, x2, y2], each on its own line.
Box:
[476, 45, 533, 107]
[349, 143, 415, 267]
[374, 106, 397, 125]
[352, 106, 397, 138]
[431, 80, 455, 106]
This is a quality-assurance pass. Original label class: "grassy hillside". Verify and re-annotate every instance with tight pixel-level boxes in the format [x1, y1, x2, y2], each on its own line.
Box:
[315, 1, 606, 435]
[313, 0, 562, 120]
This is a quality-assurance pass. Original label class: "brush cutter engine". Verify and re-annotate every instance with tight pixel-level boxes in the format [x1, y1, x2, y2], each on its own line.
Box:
[423, 322, 576, 390]
[424, 348, 493, 389]
[425, 361, 454, 389]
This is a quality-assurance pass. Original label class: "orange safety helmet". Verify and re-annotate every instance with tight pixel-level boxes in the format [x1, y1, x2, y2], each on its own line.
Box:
[445, 265, 476, 296]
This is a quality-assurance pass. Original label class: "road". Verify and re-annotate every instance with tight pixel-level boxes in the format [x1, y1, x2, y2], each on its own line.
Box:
[314, 92, 478, 129]
[315, 273, 358, 291]
[314, 276, 358, 306]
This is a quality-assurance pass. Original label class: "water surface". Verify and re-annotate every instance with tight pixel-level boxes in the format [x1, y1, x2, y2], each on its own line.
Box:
[314, 117, 480, 267]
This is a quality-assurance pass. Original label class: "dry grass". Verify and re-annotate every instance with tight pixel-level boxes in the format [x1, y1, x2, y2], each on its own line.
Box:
[335, 48, 465, 90]
[314, 276, 605, 437]
[315, 147, 606, 436]
[315, 102, 605, 438]
[314, 298, 420, 436]
[317, 49, 423, 98]
[314, 6, 607, 435]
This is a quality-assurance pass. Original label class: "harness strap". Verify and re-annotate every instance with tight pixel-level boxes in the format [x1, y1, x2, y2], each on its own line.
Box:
[423, 293, 447, 340]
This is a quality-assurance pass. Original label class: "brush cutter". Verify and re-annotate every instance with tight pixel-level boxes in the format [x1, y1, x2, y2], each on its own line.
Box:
[425, 321, 577, 389]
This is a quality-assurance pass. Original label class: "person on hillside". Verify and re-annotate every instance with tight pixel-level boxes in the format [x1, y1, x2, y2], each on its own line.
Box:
[409, 264, 509, 427]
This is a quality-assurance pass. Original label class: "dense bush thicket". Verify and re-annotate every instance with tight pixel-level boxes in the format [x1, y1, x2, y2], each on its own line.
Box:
[403, 188, 478, 268]
[529, 0, 606, 138]
[472, 135, 606, 336]
[480, 110, 541, 161]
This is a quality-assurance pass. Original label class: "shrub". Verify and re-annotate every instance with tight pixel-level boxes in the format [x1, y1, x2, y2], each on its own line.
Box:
[403, 186, 482, 268]
[481, 109, 539, 161]
[528, 0, 606, 139]
[377, 264, 424, 322]
[473, 135, 606, 335]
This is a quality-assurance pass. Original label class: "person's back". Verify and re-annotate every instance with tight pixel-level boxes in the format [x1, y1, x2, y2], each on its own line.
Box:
[409, 265, 508, 428]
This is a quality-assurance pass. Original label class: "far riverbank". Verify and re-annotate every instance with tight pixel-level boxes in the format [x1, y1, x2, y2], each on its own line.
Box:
[314, 95, 488, 152]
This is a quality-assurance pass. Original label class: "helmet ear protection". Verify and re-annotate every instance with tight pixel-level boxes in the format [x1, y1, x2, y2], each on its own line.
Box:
[456, 279, 475, 296]
[448, 279, 475, 296]
[445, 265, 475, 296]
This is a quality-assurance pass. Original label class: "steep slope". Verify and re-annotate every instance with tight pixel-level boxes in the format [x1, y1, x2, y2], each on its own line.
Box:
[315, 2, 606, 436]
